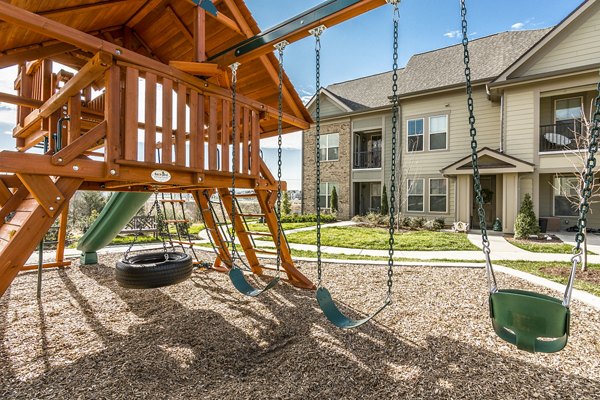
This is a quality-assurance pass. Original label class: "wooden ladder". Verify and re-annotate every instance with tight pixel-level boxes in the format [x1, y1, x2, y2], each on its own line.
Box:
[218, 187, 314, 290]
[0, 176, 81, 297]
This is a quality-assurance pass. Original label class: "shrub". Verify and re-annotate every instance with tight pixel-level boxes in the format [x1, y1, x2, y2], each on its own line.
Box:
[281, 191, 292, 215]
[381, 184, 389, 216]
[514, 193, 540, 239]
[401, 216, 412, 228]
[433, 218, 445, 230]
[409, 217, 426, 229]
[280, 213, 336, 223]
[330, 187, 339, 213]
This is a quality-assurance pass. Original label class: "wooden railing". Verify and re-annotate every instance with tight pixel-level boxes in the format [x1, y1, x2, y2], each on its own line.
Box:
[115, 63, 262, 176]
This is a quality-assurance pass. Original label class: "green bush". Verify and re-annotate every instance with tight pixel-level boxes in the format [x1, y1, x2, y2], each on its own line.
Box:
[330, 187, 339, 213]
[401, 216, 412, 228]
[281, 191, 292, 215]
[381, 184, 389, 216]
[433, 218, 446, 230]
[280, 213, 336, 223]
[409, 217, 426, 229]
[514, 193, 540, 239]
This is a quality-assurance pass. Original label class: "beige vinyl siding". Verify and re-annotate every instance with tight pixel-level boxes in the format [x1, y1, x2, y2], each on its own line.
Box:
[504, 88, 536, 162]
[400, 87, 500, 176]
[308, 96, 348, 119]
[518, 2, 600, 77]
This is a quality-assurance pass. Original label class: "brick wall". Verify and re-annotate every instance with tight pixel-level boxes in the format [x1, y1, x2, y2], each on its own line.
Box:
[302, 121, 351, 220]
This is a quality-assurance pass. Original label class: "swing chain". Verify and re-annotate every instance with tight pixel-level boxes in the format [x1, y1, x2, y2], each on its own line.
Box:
[460, 0, 496, 292]
[274, 40, 289, 272]
[386, 1, 401, 303]
[311, 26, 326, 287]
[229, 62, 240, 263]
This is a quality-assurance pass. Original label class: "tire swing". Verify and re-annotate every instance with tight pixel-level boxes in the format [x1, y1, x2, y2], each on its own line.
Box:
[460, 0, 599, 353]
[312, 0, 401, 329]
[116, 190, 193, 289]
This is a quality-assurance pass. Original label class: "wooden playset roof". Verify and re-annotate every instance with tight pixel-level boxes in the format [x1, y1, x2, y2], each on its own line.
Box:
[0, 0, 312, 134]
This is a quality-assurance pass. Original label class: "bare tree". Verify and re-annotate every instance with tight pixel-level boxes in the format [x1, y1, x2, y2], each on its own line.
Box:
[553, 111, 600, 271]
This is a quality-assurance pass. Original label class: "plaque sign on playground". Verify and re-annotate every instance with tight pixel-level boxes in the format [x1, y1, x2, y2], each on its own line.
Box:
[151, 170, 172, 183]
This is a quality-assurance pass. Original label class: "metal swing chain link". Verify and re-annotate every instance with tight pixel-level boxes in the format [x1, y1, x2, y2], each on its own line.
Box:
[385, 1, 401, 304]
[563, 83, 600, 306]
[311, 26, 325, 287]
[229, 62, 240, 265]
[275, 41, 288, 273]
[460, 0, 497, 293]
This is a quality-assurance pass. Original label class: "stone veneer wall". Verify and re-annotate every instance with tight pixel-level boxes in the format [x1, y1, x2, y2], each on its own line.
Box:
[302, 121, 351, 220]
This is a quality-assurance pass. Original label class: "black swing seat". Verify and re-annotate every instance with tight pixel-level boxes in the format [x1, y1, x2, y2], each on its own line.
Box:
[228, 267, 279, 297]
[116, 251, 193, 289]
[489, 289, 570, 354]
[316, 286, 391, 329]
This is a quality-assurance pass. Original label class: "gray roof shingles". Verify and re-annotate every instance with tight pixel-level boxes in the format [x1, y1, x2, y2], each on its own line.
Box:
[325, 29, 550, 111]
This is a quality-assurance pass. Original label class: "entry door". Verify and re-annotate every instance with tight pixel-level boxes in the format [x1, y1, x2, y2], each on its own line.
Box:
[472, 176, 496, 228]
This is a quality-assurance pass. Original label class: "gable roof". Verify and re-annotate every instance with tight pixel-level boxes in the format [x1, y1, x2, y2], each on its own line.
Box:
[441, 147, 535, 175]
[324, 29, 550, 111]
[0, 0, 311, 130]
[491, 0, 596, 85]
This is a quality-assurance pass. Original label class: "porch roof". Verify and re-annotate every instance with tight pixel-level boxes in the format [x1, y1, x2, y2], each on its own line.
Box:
[441, 147, 535, 175]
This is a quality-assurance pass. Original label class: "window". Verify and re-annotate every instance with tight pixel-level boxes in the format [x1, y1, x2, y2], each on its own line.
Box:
[371, 183, 381, 212]
[407, 179, 424, 212]
[407, 119, 424, 152]
[555, 97, 583, 123]
[319, 133, 339, 161]
[553, 176, 579, 217]
[429, 115, 447, 151]
[429, 178, 448, 213]
[318, 182, 338, 209]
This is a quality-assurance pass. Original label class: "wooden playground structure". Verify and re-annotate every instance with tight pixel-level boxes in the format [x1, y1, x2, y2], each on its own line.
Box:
[0, 0, 388, 297]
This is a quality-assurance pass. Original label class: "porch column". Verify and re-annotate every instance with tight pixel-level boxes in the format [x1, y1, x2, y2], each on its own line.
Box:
[503, 173, 519, 234]
[456, 175, 471, 224]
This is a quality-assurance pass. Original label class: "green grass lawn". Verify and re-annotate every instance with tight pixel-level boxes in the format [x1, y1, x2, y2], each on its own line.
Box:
[499, 260, 600, 297]
[247, 222, 317, 233]
[285, 227, 478, 251]
[109, 235, 161, 246]
[506, 237, 596, 255]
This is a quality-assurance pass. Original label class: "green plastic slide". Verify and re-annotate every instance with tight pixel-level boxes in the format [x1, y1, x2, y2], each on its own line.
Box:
[77, 192, 151, 264]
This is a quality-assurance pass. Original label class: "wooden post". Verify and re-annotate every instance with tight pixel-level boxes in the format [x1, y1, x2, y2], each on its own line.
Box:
[189, 91, 199, 169]
[124, 67, 139, 161]
[242, 107, 250, 174]
[221, 100, 230, 172]
[67, 95, 81, 144]
[208, 96, 218, 170]
[176, 83, 187, 167]
[18, 64, 33, 125]
[162, 78, 174, 164]
[232, 103, 240, 174]
[193, 6, 207, 62]
[55, 207, 69, 263]
[144, 73, 157, 163]
[250, 110, 260, 177]
[105, 65, 121, 175]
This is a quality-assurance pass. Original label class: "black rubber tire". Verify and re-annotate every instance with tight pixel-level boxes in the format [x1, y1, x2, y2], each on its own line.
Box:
[115, 252, 193, 289]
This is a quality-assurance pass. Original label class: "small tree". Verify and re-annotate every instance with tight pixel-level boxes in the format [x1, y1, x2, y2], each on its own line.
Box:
[381, 184, 389, 216]
[514, 193, 540, 239]
[330, 186, 339, 213]
[281, 191, 292, 215]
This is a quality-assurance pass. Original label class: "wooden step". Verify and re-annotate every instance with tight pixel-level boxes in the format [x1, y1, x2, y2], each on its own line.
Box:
[239, 231, 273, 237]
[253, 249, 278, 256]
[235, 193, 258, 198]
[164, 219, 189, 223]
[238, 213, 264, 218]
[160, 199, 186, 203]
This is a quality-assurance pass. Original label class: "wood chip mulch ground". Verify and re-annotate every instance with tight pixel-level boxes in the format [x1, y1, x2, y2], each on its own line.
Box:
[1, 251, 599, 399]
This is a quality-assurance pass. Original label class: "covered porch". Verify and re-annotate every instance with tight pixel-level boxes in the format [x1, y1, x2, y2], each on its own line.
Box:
[441, 148, 535, 234]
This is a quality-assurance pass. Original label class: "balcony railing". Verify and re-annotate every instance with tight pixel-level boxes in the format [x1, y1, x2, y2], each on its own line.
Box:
[353, 150, 381, 169]
[539, 121, 583, 153]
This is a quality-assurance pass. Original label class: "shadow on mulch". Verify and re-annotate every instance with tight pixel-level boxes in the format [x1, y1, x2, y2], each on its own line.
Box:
[1, 263, 598, 400]
[541, 266, 600, 285]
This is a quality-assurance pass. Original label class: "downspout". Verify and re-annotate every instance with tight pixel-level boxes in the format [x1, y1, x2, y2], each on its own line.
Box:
[500, 92, 505, 153]
[301, 129, 305, 215]
[396, 103, 402, 228]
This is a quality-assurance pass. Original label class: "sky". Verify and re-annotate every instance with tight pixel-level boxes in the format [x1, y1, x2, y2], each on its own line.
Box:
[0, 0, 585, 189]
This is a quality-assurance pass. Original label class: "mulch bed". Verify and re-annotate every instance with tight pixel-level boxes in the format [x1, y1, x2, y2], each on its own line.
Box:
[541, 266, 600, 285]
[506, 234, 564, 244]
[1, 250, 599, 399]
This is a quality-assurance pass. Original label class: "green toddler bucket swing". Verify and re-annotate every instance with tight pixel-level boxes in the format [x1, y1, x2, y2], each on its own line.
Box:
[460, 0, 596, 353]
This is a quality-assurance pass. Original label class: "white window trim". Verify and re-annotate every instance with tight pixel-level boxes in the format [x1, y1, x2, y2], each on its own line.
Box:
[554, 96, 583, 124]
[428, 178, 448, 213]
[321, 133, 340, 162]
[407, 118, 424, 153]
[407, 178, 425, 213]
[428, 115, 448, 151]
